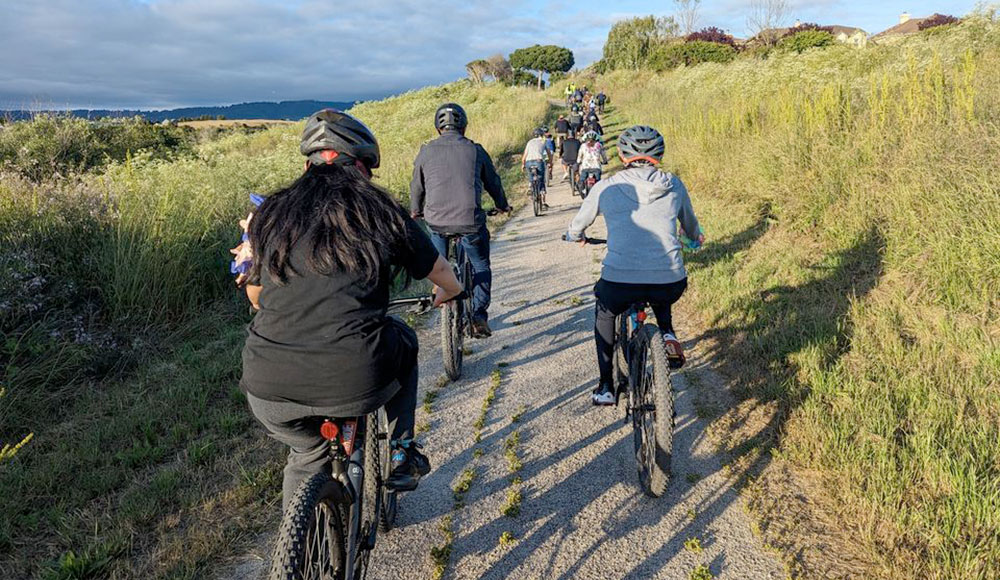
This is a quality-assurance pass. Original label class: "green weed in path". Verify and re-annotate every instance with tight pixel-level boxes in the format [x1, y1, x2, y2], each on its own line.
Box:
[585, 16, 1000, 579]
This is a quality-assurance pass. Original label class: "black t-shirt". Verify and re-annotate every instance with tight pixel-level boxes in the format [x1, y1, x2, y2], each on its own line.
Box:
[555, 119, 570, 133]
[241, 214, 438, 409]
[560, 139, 581, 163]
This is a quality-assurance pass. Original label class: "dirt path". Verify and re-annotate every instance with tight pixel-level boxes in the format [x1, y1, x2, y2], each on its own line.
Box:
[218, 172, 787, 579]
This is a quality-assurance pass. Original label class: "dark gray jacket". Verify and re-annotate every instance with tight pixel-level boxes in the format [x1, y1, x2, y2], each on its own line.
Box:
[410, 131, 509, 235]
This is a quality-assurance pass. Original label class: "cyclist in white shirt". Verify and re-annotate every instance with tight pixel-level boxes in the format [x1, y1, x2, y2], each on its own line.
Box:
[521, 128, 550, 209]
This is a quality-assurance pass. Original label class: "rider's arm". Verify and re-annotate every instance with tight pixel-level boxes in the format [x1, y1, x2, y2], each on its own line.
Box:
[427, 256, 462, 307]
[673, 176, 703, 242]
[245, 284, 261, 310]
[409, 148, 426, 217]
[567, 183, 603, 241]
[479, 145, 511, 211]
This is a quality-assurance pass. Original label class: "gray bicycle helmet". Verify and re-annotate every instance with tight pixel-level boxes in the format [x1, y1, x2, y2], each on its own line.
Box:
[300, 109, 380, 169]
[533, 128, 545, 137]
[618, 125, 665, 165]
[435, 103, 468, 131]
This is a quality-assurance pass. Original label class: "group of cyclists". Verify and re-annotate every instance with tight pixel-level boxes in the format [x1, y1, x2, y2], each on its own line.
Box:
[524, 87, 609, 201]
[231, 92, 704, 520]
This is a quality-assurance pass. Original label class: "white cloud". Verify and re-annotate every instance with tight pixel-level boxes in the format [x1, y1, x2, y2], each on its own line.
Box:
[0, 0, 611, 109]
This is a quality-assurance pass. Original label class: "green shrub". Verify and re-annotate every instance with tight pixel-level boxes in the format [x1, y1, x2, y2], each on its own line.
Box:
[601, 15, 679, 70]
[650, 41, 736, 70]
[779, 30, 835, 53]
[0, 115, 191, 181]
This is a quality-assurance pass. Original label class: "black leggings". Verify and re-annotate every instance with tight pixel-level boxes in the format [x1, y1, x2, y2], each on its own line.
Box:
[594, 278, 687, 385]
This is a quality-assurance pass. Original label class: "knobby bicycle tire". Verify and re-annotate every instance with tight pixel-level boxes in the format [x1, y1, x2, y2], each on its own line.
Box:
[631, 324, 674, 497]
[269, 473, 347, 580]
[532, 178, 542, 216]
[376, 409, 398, 533]
[441, 298, 463, 380]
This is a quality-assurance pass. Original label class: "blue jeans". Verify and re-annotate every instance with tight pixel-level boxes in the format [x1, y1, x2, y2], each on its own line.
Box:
[430, 225, 492, 322]
[525, 160, 546, 191]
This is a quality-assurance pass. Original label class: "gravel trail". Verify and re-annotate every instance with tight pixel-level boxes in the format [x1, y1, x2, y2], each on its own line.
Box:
[219, 176, 786, 579]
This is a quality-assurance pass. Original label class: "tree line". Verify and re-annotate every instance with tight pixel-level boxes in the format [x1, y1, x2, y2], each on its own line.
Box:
[466, 45, 574, 89]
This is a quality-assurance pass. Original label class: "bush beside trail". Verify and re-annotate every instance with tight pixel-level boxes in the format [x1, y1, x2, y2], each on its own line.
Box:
[567, 16, 999, 579]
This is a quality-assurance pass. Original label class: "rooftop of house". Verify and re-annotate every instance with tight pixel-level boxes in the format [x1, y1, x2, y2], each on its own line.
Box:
[873, 14, 930, 38]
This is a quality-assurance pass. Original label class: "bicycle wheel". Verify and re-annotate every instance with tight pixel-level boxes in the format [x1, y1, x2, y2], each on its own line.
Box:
[269, 473, 347, 580]
[441, 297, 463, 380]
[532, 181, 541, 216]
[612, 314, 630, 398]
[630, 324, 674, 497]
[376, 409, 398, 532]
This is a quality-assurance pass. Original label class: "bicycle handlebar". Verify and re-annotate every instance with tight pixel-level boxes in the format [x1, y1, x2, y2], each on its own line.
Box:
[561, 233, 607, 245]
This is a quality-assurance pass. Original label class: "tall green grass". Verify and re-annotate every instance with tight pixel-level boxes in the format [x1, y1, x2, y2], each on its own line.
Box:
[0, 80, 549, 577]
[587, 17, 999, 578]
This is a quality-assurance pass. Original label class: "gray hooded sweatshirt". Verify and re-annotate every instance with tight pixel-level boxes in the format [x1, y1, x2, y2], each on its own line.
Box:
[567, 166, 700, 284]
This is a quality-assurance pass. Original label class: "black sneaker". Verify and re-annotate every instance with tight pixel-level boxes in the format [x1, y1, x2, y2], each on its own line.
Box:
[387, 443, 431, 492]
[591, 382, 615, 406]
[471, 318, 492, 338]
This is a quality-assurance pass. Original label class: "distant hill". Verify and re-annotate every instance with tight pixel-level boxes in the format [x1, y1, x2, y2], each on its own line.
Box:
[1, 100, 357, 122]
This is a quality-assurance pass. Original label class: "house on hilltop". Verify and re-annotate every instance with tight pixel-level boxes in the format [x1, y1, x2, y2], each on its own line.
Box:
[750, 20, 868, 47]
[829, 25, 868, 47]
[873, 13, 931, 42]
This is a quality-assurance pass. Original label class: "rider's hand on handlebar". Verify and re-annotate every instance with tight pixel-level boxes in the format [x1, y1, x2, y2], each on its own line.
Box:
[433, 285, 462, 308]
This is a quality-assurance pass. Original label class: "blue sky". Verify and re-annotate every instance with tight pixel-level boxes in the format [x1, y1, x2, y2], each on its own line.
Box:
[0, 0, 978, 109]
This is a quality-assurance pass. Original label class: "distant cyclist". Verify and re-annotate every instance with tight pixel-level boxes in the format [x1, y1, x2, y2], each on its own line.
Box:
[411, 103, 512, 338]
[522, 127, 549, 209]
[568, 106, 584, 137]
[554, 115, 570, 147]
[565, 125, 704, 405]
[596, 91, 607, 113]
[583, 115, 603, 138]
[544, 129, 556, 182]
[240, 110, 464, 510]
[564, 84, 575, 107]
[576, 131, 607, 192]
[558, 131, 581, 184]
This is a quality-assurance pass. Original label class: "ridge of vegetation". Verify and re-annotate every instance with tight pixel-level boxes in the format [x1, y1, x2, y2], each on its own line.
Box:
[559, 14, 999, 579]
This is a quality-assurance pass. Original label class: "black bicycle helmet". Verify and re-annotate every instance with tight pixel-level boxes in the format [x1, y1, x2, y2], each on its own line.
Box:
[300, 109, 380, 169]
[618, 125, 665, 165]
[435, 103, 468, 131]
[533, 128, 545, 137]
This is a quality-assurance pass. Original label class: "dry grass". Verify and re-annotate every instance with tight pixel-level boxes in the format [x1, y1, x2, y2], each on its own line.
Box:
[563, 15, 1000, 579]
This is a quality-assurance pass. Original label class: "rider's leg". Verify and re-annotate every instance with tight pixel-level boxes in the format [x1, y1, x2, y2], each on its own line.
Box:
[593, 279, 635, 386]
[383, 317, 419, 443]
[645, 279, 688, 336]
[246, 395, 331, 512]
[646, 279, 689, 367]
[383, 318, 431, 489]
[462, 224, 492, 323]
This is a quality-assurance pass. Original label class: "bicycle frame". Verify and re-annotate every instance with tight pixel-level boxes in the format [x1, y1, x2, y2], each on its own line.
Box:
[324, 415, 377, 580]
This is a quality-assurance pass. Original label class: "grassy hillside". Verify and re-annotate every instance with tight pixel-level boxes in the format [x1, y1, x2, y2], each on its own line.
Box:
[0, 81, 547, 578]
[575, 18, 998, 579]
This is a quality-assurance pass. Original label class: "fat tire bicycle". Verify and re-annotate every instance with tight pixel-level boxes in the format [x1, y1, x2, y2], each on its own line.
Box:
[563, 235, 675, 498]
[613, 302, 675, 497]
[268, 296, 436, 580]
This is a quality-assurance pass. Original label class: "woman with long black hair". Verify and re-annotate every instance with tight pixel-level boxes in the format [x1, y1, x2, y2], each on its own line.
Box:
[238, 109, 462, 509]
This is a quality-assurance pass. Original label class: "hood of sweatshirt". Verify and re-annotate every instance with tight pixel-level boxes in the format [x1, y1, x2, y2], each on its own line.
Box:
[617, 165, 674, 205]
